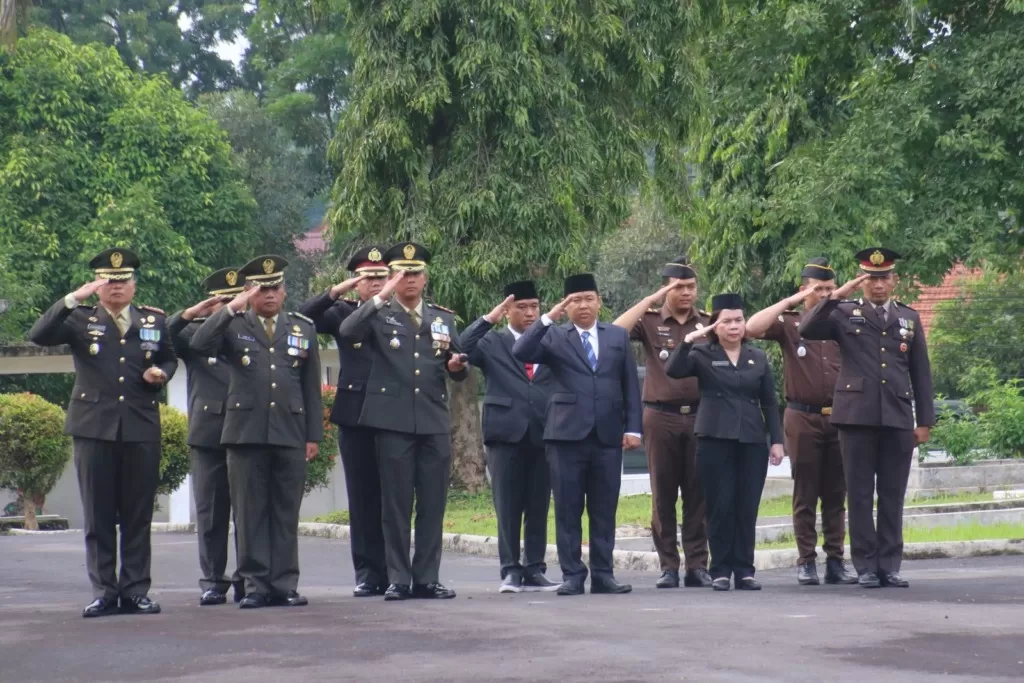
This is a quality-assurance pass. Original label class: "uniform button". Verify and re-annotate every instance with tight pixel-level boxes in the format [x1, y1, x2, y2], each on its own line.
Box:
[120, 357, 126, 363]
[381, 388, 386, 393]
[416, 334, 421, 339]
[414, 352, 420, 358]
[854, 329, 860, 334]
[80, 393, 86, 398]
[881, 348, 886, 352]
[118, 396, 124, 402]
[152, 400, 156, 405]
[846, 385, 851, 389]
[881, 363, 887, 368]
[269, 348, 275, 353]
[414, 388, 420, 394]
[120, 339, 126, 346]
[235, 402, 241, 408]
[882, 331, 887, 336]
[270, 365, 276, 370]
[271, 383, 277, 389]
[348, 384, 353, 390]
[270, 401, 276, 407]
[415, 369, 421, 376]
[881, 379, 887, 384]
[203, 405, 208, 411]
[118, 377, 124, 383]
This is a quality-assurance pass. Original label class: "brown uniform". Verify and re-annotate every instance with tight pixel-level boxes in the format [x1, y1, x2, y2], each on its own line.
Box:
[762, 310, 845, 566]
[800, 298, 935, 576]
[631, 306, 709, 572]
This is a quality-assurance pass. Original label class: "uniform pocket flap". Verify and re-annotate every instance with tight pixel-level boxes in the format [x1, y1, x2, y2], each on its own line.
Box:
[551, 393, 577, 404]
[72, 389, 100, 403]
[341, 380, 365, 392]
[200, 399, 224, 415]
[837, 378, 864, 392]
[290, 400, 305, 414]
[227, 396, 253, 410]
[483, 396, 513, 407]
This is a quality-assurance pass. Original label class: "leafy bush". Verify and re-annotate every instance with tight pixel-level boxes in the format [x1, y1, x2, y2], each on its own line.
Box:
[158, 404, 191, 497]
[0, 393, 72, 529]
[975, 380, 1024, 459]
[928, 409, 982, 465]
[305, 385, 340, 495]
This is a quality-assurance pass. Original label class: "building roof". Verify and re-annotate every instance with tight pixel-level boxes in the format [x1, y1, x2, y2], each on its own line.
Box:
[295, 222, 327, 254]
[913, 264, 981, 335]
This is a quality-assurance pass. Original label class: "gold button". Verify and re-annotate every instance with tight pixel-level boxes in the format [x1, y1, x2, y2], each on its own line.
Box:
[152, 400, 156, 405]
[347, 384, 353, 389]
[270, 401, 276, 407]
[271, 383, 277, 389]
[855, 329, 860, 334]
[414, 352, 419, 358]
[203, 405, 208, 411]
[80, 393, 86, 398]
[414, 388, 420, 393]
[881, 379, 887, 384]
[120, 357, 126, 363]
[269, 348, 275, 353]
[881, 363, 887, 368]
[416, 334, 421, 339]
[118, 377, 124, 383]
[846, 385, 851, 389]
[270, 365, 276, 370]
[415, 369, 420, 376]
[381, 387, 386, 393]
[118, 396, 124, 402]
[235, 402, 240, 408]
[120, 339, 126, 346]
[881, 348, 886, 352]
[882, 332, 887, 336]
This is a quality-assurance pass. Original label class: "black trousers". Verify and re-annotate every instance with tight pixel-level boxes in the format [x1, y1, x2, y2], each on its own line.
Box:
[546, 436, 622, 580]
[696, 438, 768, 581]
[74, 437, 160, 600]
[190, 446, 240, 593]
[339, 426, 386, 586]
[226, 445, 307, 597]
[485, 439, 551, 579]
[376, 430, 452, 586]
[837, 426, 916, 575]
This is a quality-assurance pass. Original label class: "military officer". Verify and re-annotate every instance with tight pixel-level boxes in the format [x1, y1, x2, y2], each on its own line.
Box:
[337, 242, 468, 601]
[800, 248, 935, 589]
[298, 245, 390, 597]
[189, 255, 323, 608]
[167, 267, 247, 605]
[612, 257, 712, 589]
[28, 248, 177, 618]
[745, 258, 857, 586]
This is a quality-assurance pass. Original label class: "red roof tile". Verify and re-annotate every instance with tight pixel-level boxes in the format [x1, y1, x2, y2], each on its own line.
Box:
[295, 222, 327, 254]
[913, 264, 981, 335]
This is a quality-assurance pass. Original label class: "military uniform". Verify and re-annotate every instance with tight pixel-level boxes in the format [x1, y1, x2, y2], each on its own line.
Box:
[337, 242, 467, 599]
[800, 248, 935, 585]
[167, 267, 246, 603]
[189, 255, 323, 606]
[27, 248, 176, 617]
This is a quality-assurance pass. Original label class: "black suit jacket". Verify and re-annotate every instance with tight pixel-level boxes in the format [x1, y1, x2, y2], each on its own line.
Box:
[512, 319, 642, 447]
[459, 317, 559, 446]
[167, 312, 230, 449]
[665, 341, 783, 445]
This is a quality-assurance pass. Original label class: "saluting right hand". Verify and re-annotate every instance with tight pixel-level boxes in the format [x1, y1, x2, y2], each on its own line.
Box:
[227, 286, 259, 314]
[329, 274, 366, 300]
[484, 295, 515, 324]
[683, 319, 719, 344]
[648, 280, 684, 304]
[376, 270, 405, 301]
[785, 287, 816, 308]
[546, 294, 575, 323]
[183, 295, 230, 321]
[71, 279, 108, 303]
[831, 274, 871, 301]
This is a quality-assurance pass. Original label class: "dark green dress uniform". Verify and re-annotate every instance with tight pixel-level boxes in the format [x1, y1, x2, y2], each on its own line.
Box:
[189, 256, 324, 606]
[27, 248, 177, 617]
[337, 242, 467, 599]
[800, 248, 935, 585]
[167, 267, 246, 603]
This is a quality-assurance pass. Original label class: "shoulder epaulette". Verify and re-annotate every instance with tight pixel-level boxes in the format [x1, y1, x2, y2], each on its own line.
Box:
[699, 309, 709, 317]
[139, 305, 165, 315]
[192, 316, 208, 323]
[894, 301, 916, 312]
[427, 302, 455, 314]
[646, 307, 660, 314]
[838, 299, 858, 305]
[290, 311, 314, 324]
[781, 309, 799, 316]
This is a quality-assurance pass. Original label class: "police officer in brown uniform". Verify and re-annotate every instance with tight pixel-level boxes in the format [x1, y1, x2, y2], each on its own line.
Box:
[613, 257, 712, 589]
[746, 258, 857, 586]
[800, 248, 934, 589]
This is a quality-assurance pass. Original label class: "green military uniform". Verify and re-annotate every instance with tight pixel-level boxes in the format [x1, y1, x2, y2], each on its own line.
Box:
[189, 256, 323, 606]
[28, 248, 176, 617]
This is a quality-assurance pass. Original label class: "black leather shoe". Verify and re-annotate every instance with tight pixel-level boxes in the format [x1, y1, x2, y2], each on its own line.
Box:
[556, 577, 586, 596]
[353, 582, 387, 597]
[82, 597, 120, 619]
[858, 572, 882, 589]
[879, 571, 909, 588]
[825, 558, 858, 585]
[384, 584, 412, 601]
[233, 582, 246, 604]
[270, 590, 308, 607]
[590, 575, 632, 594]
[797, 563, 820, 586]
[712, 577, 731, 591]
[523, 572, 560, 592]
[200, 589, 227, 606]
[736, 577, 762, 591]
[499, 572, 523, 594]
[656, 570, 680, 589]
[239, 594, 269, 609]
[413, 582, 456, 599]
[120, 595, 161, 615]
[684, 568, 713, 587]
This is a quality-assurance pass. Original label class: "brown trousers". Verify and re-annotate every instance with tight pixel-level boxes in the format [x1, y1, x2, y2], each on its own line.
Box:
[643, 408, 709, 571]
[784, 410, 847, 565]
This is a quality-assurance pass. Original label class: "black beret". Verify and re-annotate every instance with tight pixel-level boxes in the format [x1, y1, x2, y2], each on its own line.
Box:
[710, 293, 744, 312]
[503, 280, 539, 300]
[661, 256, 697, 280]
[563, 273, 598, 297]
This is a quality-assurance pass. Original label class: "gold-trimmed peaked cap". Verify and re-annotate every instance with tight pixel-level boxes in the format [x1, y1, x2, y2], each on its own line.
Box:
[347, 245, 390, 277]
[855, 247, 901, 276]
[90, 248, 140, 281]
[800, 256, 835, 281]
[202, 267, 245, 296]
[240, 254, 288, 287]
[385, 242, 430, 273]
[661, 256, 697, 280]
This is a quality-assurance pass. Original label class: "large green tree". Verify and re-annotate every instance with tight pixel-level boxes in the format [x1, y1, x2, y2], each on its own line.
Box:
[0, 30, 256, 323]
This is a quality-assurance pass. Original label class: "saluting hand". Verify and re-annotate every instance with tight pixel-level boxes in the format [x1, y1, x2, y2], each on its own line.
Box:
[183, 295, 230, 321]
[785, 287, 816, 308]
[227, 286, 259, 314]
[830, 274, 871, 301]
[305, 442, 319, 462]
[546, 295, 574, 323]
[648, 280, 684, 305]
[377, 271, 405, 301]
[71, 278, 109, 303]
[484, 295, 515, 324]
[330, 274, 366, 300]
[683, 319, 719, 344]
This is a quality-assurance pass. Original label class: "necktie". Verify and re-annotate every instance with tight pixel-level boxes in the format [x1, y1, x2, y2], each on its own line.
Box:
[581, 330, 597, 371]
[409, 308, 421, 329]
[875, 305, 887, 326]
[525, 363, 535, 381]
[116, 312, 129, 337]
[264, 316, 275, 341]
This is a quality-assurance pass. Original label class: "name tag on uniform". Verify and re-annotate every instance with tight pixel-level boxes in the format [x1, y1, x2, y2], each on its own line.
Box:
[87, 323, 107, 333]
[140, 342, 159, 351]
[238, 333, 256, 342]
[848, 316, 866, 324]
[712, 360, 730, 367]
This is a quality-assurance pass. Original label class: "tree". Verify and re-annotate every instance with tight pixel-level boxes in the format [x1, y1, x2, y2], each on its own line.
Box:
[0, 0, 28, 51]
[0, 30, 257, 318]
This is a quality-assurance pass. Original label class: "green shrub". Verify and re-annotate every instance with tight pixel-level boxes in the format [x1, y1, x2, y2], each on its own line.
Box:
[0, 393, 72, 529]
[158, 404, 191, 497]
[928, 409, 982, 465]
[304, 385, 340, 496]
[975, 380, 1024, 459]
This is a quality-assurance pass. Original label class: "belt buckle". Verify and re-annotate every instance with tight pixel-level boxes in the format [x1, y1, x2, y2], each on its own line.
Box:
[679, 406, 691, 415]
[821, 407, 833, 416]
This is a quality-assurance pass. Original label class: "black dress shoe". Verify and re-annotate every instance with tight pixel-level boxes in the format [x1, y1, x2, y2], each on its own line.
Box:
[353, 582, 387, 597]
[384, 584, 413, 601]
[270, 590, 308, 607]
[797, 563, 820, 586]
[200, 589, 227, 606]
[522, 572, 560, 592]
[712, 577, 731, 591]
[233, 582, 246, 603]
[736, 577, 762, 591]
[656, 570, 680, 589]
[239, 593, 269, 609]
[82, 597, 120, 619]
[683, 568, 713, 587]
[120, 595, 161, 615]
[879, 571, 909, 588]
[590, 575, 632, 594]
[825, 558, 858, 585]
[499, 572, 523, 594]
[556, 577, 586, 596]
[412, 582, 456, 599]
[858, 572, 882, 589]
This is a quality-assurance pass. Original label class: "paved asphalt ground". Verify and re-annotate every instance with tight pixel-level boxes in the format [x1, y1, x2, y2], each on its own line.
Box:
[2, 533, 1022, 682]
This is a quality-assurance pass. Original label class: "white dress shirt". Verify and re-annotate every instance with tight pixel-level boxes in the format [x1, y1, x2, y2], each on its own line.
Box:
[508, 324, 537, 376]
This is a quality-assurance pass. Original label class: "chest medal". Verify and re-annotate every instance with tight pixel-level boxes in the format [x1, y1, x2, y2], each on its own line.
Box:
[659, 349, 669, 361]
[797, 345, 807, 358]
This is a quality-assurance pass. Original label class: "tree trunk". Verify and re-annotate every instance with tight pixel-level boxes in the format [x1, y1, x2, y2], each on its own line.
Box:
[0, 0, 17, 51]
[21, 492, 38, 531]
[448, 370, 488, 492]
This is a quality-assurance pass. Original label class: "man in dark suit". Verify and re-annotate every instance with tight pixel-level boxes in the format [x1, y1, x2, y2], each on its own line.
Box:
[338, 242, 468, 601]
[167, 267, 247, 606]
[298, 245, 390, 597]
[29, 248, 177, 618]
[190, 255, 323, 608]
[800, 248, 935, 589]
[513, 273, 643, 596]
[459, 280, 559, 593]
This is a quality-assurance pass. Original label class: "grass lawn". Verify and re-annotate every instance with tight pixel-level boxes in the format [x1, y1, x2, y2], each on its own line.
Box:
[306, 489, 1001, 543]
[756, 522, 1024, 550]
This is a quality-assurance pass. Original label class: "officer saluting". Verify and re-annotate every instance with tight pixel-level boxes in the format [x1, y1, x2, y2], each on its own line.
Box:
[29, 248, 176, 618]
[338, 242, 468, 601]
[800, 248, 935, 589]
[298, 245, 390, 597]
[190, 255, 323, 608]
[167, 267, 247, 606]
